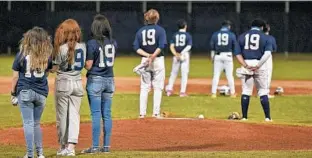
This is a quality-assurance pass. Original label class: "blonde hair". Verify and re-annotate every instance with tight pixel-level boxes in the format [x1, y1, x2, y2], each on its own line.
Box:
[19, 26, 53, 71]
[144, 9, 160, 24]
[54, 19, 81, 64]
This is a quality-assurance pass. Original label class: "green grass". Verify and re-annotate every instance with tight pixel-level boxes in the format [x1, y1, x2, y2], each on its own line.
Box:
[1, 54, 312, 80]
[1, 145, 312, 158]
[1, 94, 312, 128]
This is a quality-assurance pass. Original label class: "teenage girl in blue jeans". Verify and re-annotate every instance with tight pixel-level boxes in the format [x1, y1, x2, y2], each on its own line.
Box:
[11, 27, 53, 158]
[82, 14, 117, 154]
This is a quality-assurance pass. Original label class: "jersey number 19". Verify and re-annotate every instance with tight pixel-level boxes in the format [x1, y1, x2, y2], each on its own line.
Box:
[142, 29, 156, 46]
[99, 44, 115, 68]
[244, 34, 260, 50]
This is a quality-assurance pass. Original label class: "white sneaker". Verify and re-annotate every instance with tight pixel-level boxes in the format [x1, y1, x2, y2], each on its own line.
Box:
[60, 148, 75, 156]
[265, 118, 273, 122]
[38, 155, 45, 158]
[152, 114, 162, 119]
[56, 148, 65, 156]
[241, 118, 248, 121]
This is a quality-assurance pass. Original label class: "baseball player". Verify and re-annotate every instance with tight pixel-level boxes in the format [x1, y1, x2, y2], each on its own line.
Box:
[263, 24, 277, 98]
[165, 19, 192, 97]
[52, 19, 86, 156]
[210, 20, 239, 98]
[133, 9, 167, 118]
[235, 19, 273, 121]
[82, 14, 117, 154]
[11, 27, 53, 158]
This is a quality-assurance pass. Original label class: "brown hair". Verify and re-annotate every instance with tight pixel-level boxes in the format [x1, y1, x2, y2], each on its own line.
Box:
[19, 26, 53, 71]
[144, 9, 160, 24]
[91, 14, 112, 41]
[54, 19, 81, 64]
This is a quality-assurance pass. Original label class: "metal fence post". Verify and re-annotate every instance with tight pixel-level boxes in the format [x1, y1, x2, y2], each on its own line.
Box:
[284, 1, 289, 57]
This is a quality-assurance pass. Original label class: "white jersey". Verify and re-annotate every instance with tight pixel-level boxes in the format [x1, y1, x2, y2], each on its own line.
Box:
[53, 43, 86, 77]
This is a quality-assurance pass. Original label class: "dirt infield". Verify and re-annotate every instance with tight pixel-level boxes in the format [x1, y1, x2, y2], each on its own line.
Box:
[1, 76, 312, 152]
[0, 76, 311, 95]
[1, 119, 312, 151]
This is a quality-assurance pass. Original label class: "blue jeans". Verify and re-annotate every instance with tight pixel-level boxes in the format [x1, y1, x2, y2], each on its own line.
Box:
[18, 89, 46, 157]
[86, 76, 114, 148]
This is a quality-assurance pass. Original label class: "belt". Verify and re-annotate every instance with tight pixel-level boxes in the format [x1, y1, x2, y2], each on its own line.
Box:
[215, 52, 232, 55]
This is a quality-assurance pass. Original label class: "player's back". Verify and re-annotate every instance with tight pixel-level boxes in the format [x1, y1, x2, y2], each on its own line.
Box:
[238, 28, 270, 60]
[211, 28, 236, 53]
[56, 42, 86, 76]
[134, 24, 167, 56]
[86, 38, 117, 77]
[171, 31, 192, 53]
[12, 53, 52, 97]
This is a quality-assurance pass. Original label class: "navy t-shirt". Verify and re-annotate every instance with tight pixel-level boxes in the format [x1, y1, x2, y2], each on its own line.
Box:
[133, 24, 167, 57]
[12, 53, 52, 97]
[268, 35, 277, 52]
[170, 31, 192, 53]
[236, 27, 273, 60]
[86, 38, 117, 77]
[210, 27, 239, 54]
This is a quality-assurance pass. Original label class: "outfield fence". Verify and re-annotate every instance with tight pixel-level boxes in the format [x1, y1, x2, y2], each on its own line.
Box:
[0, 1, 311, 54]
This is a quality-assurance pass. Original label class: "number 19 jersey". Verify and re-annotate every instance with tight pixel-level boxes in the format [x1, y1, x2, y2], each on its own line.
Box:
[133, 24, 167, 57]
[12, 53, 53, 97]
[86, 38, 117, 77]
[210, 27, 239, 53]
[236, 28, 273, 60]
[170, 31, 192, 53]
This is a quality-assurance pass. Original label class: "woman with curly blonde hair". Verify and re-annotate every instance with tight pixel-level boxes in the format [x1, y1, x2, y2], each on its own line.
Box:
[11, 27, 53, 158]
[52, 19, 86, 156]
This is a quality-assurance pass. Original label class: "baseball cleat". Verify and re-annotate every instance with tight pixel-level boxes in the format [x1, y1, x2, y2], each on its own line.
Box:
[265, 118, 273, 122]
[139, 115, 145, 119]
[81, 147, 100, 154]
[166, 90, 173, 96]
[241, 118, 248, 121]
[211, 94, 217, 98]
[152, 114, 162, 119]
[179, 93, 188, 97]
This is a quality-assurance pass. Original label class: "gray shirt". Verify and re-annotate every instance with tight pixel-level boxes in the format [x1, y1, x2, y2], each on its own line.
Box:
[53, 43, 86, 76]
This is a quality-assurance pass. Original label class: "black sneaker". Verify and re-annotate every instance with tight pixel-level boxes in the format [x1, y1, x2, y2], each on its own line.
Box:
[81, 147, 100, 154]
[101, 147, 110, 153]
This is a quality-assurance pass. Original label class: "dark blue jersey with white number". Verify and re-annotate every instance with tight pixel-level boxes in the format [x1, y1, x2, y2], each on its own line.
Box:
[236, 27, 273, 60]
[133, 24, 167, 57]
[12, 53, 52, 97]
[86, 38, 117, 77]
[210, 27, 239, 54]
[170, 31, 192, 53]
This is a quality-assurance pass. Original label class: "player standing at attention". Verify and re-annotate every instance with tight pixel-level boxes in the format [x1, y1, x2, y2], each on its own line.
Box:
[81, 14, 117, 154]
[210, 20, 239, 98]
[263, 24, 277, 98]
[235, 19, 273, 121]
[52, 19, 86, 156]
[133, 9, 167, 118]
[165, 19, 192, 97]
[11, 27, 53, 158]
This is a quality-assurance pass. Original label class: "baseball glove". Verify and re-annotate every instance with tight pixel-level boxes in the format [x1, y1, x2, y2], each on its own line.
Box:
[227, 112, 241, 120]
[11, 91, 18, 106]
[133, 61, 149, 75]
[274, 86, 284, 95]
[236, 67, 254, 78]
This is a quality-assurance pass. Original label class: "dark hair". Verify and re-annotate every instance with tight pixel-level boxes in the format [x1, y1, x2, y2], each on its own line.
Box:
[222, 20, 232, 27]
[91, 14, 112, 40]
[251, 19, 266, 28]
[263, 23, 270, 33]
[177, 19, 187, 29]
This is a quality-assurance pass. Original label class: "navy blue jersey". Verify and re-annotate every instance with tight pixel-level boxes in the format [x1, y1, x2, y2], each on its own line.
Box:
[12, 53, 52, 97]
[86, 38, 117, 77]
[133, 24, 167, 57]
[170, 31, 192, 53]
[210, 27, 239, 54]
[268, 35, 277, 52]
[236, 27, 273, 60]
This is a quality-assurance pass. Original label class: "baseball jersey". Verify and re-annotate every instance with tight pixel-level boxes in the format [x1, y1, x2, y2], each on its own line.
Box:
[210, 27, 240, 54]
[12, 53, 52, 97]
[236, 27, 273, 60]
[170, 30, 192, 53]
[86, 38, 117, 77]
[268, 35, 277, 52]
[53, 43, 86, 76]
[133, 24, 167, 57]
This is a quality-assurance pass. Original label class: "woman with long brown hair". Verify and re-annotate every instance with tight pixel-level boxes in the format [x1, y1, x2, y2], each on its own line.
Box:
[52, 19, 86, 156]
[11, 27, 53, 158]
